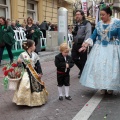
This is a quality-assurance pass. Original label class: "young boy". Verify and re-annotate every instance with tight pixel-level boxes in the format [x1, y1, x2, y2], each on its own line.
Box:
[55, 42, 74, 101]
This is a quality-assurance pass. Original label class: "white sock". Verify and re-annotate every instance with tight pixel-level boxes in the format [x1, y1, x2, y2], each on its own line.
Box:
[65, 86, 69, 97]
[58, 87, 63, 96]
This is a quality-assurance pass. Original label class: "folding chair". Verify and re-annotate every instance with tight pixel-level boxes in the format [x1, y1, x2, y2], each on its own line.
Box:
[19, 30, 27, 41]
[40, 31, 46, 49]
[68, 34, 73, 48]
[13, 30, 23, 50]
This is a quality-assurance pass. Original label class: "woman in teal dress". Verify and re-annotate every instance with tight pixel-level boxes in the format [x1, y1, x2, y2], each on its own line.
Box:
[79, 7, 120, 94]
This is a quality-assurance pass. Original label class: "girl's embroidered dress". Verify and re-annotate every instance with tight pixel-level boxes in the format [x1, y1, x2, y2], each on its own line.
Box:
[80, 18, 120, 90]
[13, 51, 48, 106]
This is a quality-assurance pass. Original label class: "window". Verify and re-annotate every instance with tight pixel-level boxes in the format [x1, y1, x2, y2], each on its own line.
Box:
[0, 0, 10, 19]
[0, 8, 6, 17]
[27, 0, 38, 21]
[0, 0, 6, 4]
[110, 0, 113, 3]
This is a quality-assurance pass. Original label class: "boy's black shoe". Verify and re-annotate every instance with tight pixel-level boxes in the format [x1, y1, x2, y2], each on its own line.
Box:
[59, 96, 63, 101]
[65, 96, 72, 100]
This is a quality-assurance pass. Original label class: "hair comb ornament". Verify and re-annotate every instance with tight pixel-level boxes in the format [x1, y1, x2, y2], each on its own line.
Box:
[23, 41, 27, 44]
[99, 3, 113, 10]
[23, 44, 26, 46]
[23, 41, 27, 46]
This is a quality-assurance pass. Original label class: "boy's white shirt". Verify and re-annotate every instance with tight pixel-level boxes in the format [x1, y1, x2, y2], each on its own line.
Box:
[64, 56, 67, 72]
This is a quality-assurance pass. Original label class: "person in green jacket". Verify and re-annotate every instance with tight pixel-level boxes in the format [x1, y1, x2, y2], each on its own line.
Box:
[0, 17, 15, 65]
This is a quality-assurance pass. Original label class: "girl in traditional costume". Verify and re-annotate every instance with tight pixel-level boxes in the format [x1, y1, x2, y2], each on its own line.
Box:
[13, 40, 48, 106]
[79, 6, 120, 94]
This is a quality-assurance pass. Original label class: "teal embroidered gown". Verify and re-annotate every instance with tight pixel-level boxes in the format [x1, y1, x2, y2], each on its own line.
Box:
[80, 18, 120, 90]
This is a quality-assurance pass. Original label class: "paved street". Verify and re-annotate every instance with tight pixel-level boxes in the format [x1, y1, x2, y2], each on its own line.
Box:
[0, 51, 120, 120]
[88, 93, 120, 120]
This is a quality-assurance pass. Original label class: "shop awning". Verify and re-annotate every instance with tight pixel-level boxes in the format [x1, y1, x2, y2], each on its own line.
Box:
[64, 0, 75, 4]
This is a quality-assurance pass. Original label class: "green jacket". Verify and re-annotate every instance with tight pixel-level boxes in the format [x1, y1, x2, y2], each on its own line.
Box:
[32, 29, 42, 41]
[16, 23, 21, 27]
[0, 25, 15, 45]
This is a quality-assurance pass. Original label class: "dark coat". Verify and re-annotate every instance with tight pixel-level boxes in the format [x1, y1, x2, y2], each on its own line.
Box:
[40, 21, 48, 30]
[26, 24, 38, 39]
[55, 53, 74, 74]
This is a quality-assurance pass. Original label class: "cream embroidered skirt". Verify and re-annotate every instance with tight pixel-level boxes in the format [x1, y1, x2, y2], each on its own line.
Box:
[13, 72, 48, 106]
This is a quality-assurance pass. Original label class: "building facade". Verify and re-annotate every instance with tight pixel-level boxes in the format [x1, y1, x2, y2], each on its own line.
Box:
[85, 0, 120, 24]
[104, 0, 120, 19]
[88, 0, 120, 18]
[0, 0, 74, 24]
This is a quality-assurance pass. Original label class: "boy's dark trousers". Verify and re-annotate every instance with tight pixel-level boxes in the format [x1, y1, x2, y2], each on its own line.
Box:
[57, 72, 70, 87]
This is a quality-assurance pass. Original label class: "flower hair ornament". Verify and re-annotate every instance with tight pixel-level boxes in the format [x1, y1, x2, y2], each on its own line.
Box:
[99, 2, 113, 10]
[94, 2, 113, 24]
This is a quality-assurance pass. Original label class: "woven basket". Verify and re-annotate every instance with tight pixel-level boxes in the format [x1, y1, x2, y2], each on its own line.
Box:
[8, 77, 21, 90]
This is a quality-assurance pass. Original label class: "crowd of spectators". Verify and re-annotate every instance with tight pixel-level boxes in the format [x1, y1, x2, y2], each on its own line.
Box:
[0, 17, 74, 65]
[0, 17, 59, 65]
